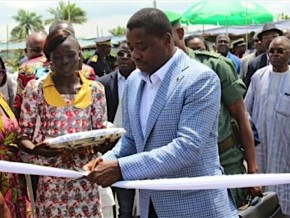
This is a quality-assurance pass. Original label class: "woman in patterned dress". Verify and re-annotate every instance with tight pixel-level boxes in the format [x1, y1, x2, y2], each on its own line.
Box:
[0, 57, 30, 217]
[17, 29, 107, 217]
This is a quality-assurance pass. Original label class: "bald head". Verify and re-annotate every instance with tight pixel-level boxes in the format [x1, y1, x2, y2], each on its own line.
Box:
[216, 34, 231, 57]
[216, 34, 230, 43]
[25, 32, 47, 60]
[268, 36, 290, 72]
[270, 36, 290, 49]
[49, 20, 75, 36]
[282, 28, 290, 40]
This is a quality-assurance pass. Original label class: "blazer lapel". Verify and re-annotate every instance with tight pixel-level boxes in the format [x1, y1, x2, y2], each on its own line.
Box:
[143, 52, 187, 144]
[133, 79, 145, 144]
[111, 72, 119, 105]
[260, 53, 268, 68]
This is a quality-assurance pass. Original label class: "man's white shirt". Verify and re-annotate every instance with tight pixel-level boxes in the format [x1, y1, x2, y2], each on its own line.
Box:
[139, 48, 181, 136]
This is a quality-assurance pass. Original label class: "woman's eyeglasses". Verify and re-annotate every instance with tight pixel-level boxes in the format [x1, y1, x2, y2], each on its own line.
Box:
[117, 51, 131, 58]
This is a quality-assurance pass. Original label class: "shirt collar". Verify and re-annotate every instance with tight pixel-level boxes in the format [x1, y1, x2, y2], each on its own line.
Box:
[138, 47, 181, 84]
[117, 71, 126, 81]
[43, 71, 92, 109]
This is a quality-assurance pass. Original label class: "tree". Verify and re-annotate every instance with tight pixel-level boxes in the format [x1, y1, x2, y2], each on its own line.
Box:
[277, 12, 290, 21]
[11, 9, 44, 40]
[45, 1, 87, 25]
[109, 26, 126, 36]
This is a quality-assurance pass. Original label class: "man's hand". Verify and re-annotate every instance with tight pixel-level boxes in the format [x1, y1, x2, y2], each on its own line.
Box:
[246, 167, 263, 198]
[87, 160, 122, 187]
[245, 186, 263, 199]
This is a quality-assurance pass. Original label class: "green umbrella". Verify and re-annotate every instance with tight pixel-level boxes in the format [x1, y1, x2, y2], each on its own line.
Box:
[164, 11, 189, 25]
[182, 0, 273, 26]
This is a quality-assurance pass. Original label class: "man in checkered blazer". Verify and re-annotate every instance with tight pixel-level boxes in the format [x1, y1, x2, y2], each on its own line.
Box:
[87, 8, 238, 218]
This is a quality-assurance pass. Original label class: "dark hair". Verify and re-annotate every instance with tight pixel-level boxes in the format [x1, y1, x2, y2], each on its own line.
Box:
[127, 8, 172, 38]
[0, 56, 7, 86]
[185, 35, 209, 51]
[49, 20, 75, 36]
[44, 29, 79, 61]
[0, 56, 5, 70]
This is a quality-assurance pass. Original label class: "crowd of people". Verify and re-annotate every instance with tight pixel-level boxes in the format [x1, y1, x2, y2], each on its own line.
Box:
[0, 6, 289, 218]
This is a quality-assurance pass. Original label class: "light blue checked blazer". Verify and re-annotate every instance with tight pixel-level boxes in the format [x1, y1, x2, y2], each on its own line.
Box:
[104, 50, 238, 218]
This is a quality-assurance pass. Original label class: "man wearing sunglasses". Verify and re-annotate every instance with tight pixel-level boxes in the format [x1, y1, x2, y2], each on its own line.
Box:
[245, 36, 290, 217]
[240, 33, 266, 81]
[244, 23, 283, 88]
[98, 42, 135, 124]
[97, 42, 136, 218]
[14, 31, 49, 120]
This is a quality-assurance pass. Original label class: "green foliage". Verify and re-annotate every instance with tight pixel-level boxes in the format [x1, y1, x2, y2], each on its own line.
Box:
[277, 13, 290, 21]
[82, 50, 94, 61]
[109, 26, 126, 36]
[11, 9, 44, 40]
[45, 1, 87, 25]
[0, 50, 25, 71]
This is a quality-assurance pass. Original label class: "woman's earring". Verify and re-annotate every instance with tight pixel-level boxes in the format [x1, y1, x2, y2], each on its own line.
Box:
[78, 56, 83, 70]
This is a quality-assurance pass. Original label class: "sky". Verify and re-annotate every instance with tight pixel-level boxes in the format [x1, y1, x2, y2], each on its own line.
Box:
[0, 0, 290, 42]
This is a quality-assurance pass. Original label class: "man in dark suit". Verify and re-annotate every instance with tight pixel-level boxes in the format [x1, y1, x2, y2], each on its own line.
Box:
[97, 42, 136, 218]
[244, 23, 282, 87]
[240, 32, 266, 81]
[98, 42, 135, 123]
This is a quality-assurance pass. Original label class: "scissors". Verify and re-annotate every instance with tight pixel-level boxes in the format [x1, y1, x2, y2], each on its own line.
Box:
[72, 159, 99, 181]
[72, 166, 89, 181]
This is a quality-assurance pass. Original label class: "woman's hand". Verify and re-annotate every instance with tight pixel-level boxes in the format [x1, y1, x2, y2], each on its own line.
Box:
[32, 142, 64, 157]
[18, 137, 63, 157]
[98, 139, 118, 154]
[0, 192, 12, 218]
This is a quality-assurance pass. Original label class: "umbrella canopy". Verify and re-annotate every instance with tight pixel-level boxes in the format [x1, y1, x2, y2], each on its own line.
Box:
[164, 11, 188, 25]
[182, 0, 273, 26]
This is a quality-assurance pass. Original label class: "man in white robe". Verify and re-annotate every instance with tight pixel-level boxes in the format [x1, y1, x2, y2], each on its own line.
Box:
[245, 36, 290, 217]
